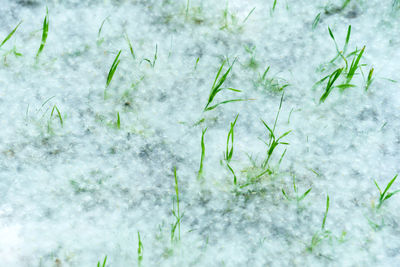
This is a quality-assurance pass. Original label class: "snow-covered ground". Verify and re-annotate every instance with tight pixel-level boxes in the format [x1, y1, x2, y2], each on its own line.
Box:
[1, 0, 399, 266]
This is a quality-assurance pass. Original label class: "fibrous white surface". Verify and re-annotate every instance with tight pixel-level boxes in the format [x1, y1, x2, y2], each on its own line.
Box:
[0, 0, 399, 266]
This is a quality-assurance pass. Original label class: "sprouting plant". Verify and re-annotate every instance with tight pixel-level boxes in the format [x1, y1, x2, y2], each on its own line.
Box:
[312, 13, 321, 30]
[3, 45, 23, 66]
[194, 57, 200, 70]
[220, 1, 239, 30]
[224, 114, 239, 185]
[105, 50, 121, 92]
[328, 25, 351, 66]
[197, 128, 207, 180]
[255, 66, 289, 92]
[204, 59, 247, 111]
[47, 104, 63, 133]
[318, 67, 343, 103]
[282, 175, 312, 204]
[124, 34, 136, 60]
[364, 67, 374, 91]
[137, 231, 144, 266]
[116, 112, 120, 129]
[142, 44, 158, 68]
[36, 7, 49, 60]
[260, 93, 291, 170]
[225, 114, 239, 163]
[97, 256, 107, 267]
[307, 195, 331, 252]
[244, 44, 258, 70]
[0, 21, 22, 49]
[171, 167, 183, 243]
[345, 46, 365, 84]
[97, 16, 109, 46]
[374, 174, 400, 209]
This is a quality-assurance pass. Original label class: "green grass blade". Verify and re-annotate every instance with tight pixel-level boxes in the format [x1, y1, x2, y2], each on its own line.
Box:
[197, 128, 207, 180]
[346, 46, 365, 83]
[125, 34, 136, 60]
[36, 7, 49, 59]
[319, 67, 343, 103]
[312, 13, 321, 30]
[0, 20, 23, 48]
[298, 188, 312, 201]
[382, 174, 398, 198]
[106, 50, 122, 88]
[321, 195, 330, 230]
[117, 112, 120, 129]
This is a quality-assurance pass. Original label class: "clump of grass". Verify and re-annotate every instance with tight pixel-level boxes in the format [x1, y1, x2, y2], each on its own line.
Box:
[318, 67, 343, 103]
[374, 174, 399, 209]
[307, 195, 331, 252]
[197, 128, 207, 180]
[137, 231, 144, 266]
[315, 26, 371, 102]
[255, 66, 289, 93]
[240, 94, 290, 188]
[204, 59, 247, 111]
[171, 167, 183, 243]
[142, 44, 157, 68]
[260, 93, 291, 170]
[345, 46, 365, 84]
[282, 175, 312, 204]
[328, 25, 351, 66]
[104, 50, 121, 98]
[97, 256, 107, 267]
[47, 104, 63, 133]
[36, 7, 49, 60]
[0, 21, 23, 49]
[224, 114, 239, 185]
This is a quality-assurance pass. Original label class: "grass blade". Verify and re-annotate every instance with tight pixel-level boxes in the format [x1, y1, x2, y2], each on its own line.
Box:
[36, 7, 49, 59]
[197, 128, 207, 180]
[0, 21, 23, 48]
[321, 195, 330, 230]
[106, 50, 122, 88]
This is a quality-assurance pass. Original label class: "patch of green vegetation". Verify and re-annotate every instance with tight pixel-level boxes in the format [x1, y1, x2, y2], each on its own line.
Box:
[315, 25, 372, 102]
[204, 59, 248, 111]
[254, 66, 289, 93]
[374, 174, 399, 210]
[307, 195, 332, 252]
